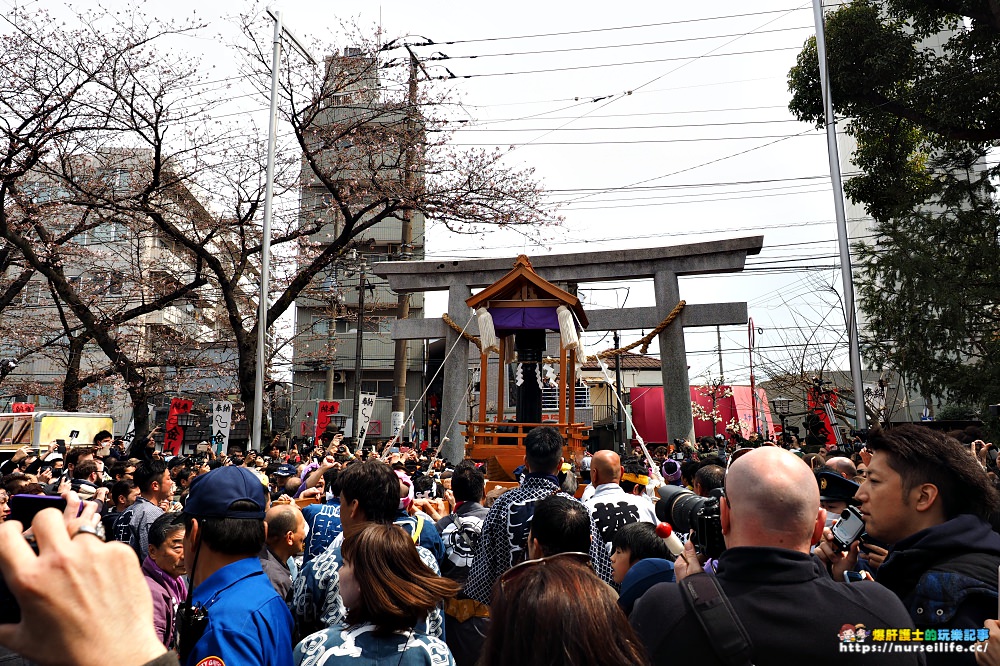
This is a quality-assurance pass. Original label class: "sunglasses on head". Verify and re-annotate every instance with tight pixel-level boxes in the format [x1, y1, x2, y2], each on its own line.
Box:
[499, 551, 592, 592]
[729, 448, 754, 464]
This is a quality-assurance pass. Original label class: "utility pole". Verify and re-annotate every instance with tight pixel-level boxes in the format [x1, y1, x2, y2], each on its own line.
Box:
[325, 297, 337, 401]
[716, 325, 724, 381]
[391, 47, 422, 441]
[353, 259, 368, 446]
[613, 331, 626, 453]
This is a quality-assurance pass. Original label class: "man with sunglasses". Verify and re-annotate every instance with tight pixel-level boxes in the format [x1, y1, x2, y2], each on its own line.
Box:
[464, 426, 614, 606]
[630, 447, 919, 665]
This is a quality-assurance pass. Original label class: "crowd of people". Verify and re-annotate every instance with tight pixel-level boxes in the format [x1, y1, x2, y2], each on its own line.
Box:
[4, 423, 1000, 665]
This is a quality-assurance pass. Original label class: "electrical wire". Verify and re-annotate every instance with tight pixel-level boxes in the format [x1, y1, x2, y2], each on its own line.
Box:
[381, 8, 810, 47]
[407, 26, 813, 61]
[425, 46, 801, 80]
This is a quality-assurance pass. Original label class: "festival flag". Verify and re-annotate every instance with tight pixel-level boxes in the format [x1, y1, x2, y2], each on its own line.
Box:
[163, 398, 192, 455]
[315, 401, 340, 441]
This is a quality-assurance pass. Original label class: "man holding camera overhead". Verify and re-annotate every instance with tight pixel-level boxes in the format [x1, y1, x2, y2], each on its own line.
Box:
[630, 447, 918, 665]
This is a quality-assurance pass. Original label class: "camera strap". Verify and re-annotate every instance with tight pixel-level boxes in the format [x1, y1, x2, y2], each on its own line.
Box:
[175, 533, 206, 663]
[679, 572, 754, 666]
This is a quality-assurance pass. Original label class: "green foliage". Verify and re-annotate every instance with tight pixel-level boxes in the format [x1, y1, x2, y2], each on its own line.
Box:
[936, 403, 979, 421]
[856, 149, 1000, 406]
[789, 0, 1000, 144]
[787, 0, 1000, 408]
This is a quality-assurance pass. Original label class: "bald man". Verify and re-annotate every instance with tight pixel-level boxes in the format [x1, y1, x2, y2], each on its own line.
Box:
[583, 450, 656, 548]
[825, 456, 857, 480]
[630, 448, 919, 666]
[260, 504, 307, 601]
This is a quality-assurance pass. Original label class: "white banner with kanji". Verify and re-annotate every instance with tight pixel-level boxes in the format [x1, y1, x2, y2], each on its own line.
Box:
[356, 393, 377, 449]
[211, 401, 233, 454]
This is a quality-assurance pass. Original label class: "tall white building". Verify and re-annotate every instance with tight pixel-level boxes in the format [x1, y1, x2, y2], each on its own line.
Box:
[291, 49, 426, 442]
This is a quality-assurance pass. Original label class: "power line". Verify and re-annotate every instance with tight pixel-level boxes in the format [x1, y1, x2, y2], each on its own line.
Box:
[441, 118, 803, 132]
[449, 104, 790, 125]
[449, 132, 821, 146]
[543, 174, 843, 194]
[557, 187, 830, 210]
[428, 46, 801, 80]
[460, 77, 783, 108]
[403, 25, 813, 61]
[383, 8, 810, 46]
[557, 180, 828, 203]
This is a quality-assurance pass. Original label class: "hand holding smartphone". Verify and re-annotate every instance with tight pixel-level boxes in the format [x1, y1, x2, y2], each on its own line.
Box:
[830, 506, 866, 552]
[8, 495, 68, 528]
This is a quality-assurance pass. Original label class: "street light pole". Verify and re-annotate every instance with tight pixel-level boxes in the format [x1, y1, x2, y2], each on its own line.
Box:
[812, 0, 867, 430]
[253, 8, 317, 452]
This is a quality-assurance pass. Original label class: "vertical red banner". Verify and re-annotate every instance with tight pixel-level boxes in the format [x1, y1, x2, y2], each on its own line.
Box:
[163, 398, 192, 455]
[315, 401, 339, 441]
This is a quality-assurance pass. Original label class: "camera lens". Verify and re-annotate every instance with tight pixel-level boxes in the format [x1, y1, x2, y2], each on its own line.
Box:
[655, 485, 710, 533]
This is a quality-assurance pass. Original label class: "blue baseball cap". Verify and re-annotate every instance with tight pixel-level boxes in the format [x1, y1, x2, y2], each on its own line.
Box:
[183, 466, 267, 520]
[274, 463, 297, 477]
[617, 558, 676, 615]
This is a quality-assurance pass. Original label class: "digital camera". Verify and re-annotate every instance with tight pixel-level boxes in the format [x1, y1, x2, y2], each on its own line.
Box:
[656, 485, 726, 559]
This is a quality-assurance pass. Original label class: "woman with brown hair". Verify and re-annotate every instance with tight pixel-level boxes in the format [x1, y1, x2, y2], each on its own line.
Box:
[294, 522, 461, 665]
[480, 552, 650, 666]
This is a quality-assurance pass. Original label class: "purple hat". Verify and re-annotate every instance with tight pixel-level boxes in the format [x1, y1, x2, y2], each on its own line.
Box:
[184, 466, 266, 520]
[661, 459, 683, 484]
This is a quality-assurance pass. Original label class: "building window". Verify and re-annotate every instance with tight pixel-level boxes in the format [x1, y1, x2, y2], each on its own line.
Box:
[107, 271, 124, 295]
[104, 169, 130, 190]
[88, 221, 118, 244]
[360, 380, 393, 399]
[21, 282, 40, 306]
[309, 381, 327, 400]
[311, 315, 331, 336]
[541, 379, 591, 410]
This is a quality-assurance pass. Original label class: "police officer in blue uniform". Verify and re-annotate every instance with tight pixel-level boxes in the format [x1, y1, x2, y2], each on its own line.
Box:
[177, 466, 294, 666]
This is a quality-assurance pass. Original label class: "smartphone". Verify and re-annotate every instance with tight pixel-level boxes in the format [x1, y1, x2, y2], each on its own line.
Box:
[55, 438, 66, 454]
[8, 495, 67, 527]
[197, 443, 210, 453]
[831, 506, 866, 551]
[844, 571, 865, 583]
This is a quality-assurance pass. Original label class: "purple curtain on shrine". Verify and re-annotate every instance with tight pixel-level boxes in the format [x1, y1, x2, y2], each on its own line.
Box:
[490, 306, 560, 334]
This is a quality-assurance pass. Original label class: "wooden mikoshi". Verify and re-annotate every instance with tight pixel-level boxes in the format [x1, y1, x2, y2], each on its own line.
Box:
[462, 255, 589, 481]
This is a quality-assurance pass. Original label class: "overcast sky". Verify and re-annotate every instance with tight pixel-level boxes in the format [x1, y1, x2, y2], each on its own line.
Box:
[8, 0, 854, 388]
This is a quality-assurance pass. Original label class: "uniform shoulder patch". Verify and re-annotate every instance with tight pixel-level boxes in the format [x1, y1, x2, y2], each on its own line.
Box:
[196, 657, 225, 666]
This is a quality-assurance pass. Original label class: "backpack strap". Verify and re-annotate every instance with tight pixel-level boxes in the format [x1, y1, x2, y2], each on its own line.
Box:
[411, 514, 424, 544]
[679, 573, 755, 666]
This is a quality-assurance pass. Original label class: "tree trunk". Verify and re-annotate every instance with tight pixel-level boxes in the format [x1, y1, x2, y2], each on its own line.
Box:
[61, 335, 86, 411]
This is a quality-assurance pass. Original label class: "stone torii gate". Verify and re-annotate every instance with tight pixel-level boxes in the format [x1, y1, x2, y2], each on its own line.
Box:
[374, 236, 763, 462]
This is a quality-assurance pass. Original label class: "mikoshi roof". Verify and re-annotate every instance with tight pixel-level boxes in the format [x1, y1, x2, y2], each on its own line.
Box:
[465, 254, 589, 329]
